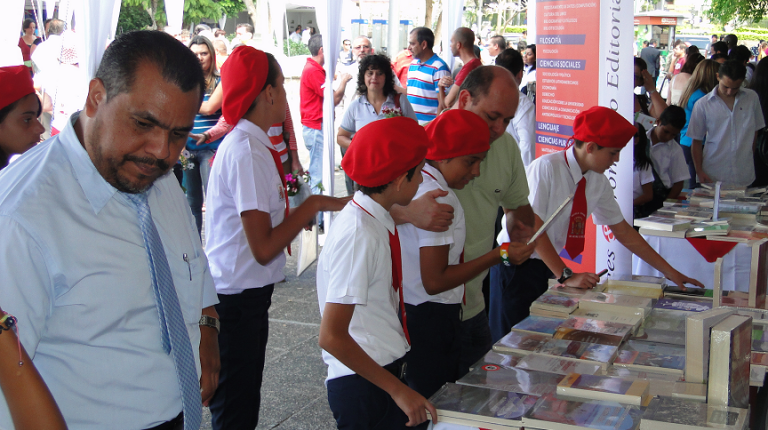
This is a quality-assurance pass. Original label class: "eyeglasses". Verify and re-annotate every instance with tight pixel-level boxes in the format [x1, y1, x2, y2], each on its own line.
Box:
[354, 45, 371, 50]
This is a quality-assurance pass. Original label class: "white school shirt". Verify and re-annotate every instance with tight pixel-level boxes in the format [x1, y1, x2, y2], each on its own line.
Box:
[497, 146, 625, 258]
[506, 91, 536, 167]
[646, 128, 690, 189]
[205, 119, 287, 294]
[316, 191, 410, 382]
[686, 86, 765, 186]
[398, 164, 465, 306]
[633, 164, 654, 199]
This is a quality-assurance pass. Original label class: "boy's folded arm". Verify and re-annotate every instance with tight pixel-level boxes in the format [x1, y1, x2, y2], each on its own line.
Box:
[318, 302, 435, 426]
[419, 245, 502, 295]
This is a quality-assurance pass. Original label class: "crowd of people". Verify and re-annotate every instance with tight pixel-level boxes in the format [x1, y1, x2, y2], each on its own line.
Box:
[0, 17, 759, 430]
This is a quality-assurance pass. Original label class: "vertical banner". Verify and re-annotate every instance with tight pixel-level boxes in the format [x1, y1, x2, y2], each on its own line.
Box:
[0, 0, 25, 67]
[535, 0, 601, 273]
[595, 0, 633, 277]
[439, 0, 465, 70]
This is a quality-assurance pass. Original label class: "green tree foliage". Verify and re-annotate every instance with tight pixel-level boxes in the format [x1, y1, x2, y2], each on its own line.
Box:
[116, 3, 153, 32]
[706, 0, 768, 25]
[122, 0, 245, 28]
[284, 39, 310, 56]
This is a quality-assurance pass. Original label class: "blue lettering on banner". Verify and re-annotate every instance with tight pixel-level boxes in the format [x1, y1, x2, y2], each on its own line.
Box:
[537, 34, 587, 45]
[536, 122, 574, 136]
[536, 133, 570, 147]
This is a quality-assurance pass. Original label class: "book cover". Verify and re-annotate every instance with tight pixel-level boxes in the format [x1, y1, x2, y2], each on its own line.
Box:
[686, 223, 730, 238]
[571, 309, 642, 333]
[578, 292, 653, 317]
[523, 395, 642, 430]
[556, 373, 650, 406]
[553, 327, 625, 346]
[751, 365, 765, 387]
[558, 316, 634, 339]
[515, 353, 604, 376]
[456, 365, 563, 396]
[633, 216, 691, 231]
[531, 292, 579, 312]
[685, 307, 736, 384]
[493, 331, 550, 355]
[752, 326, 768, 352]
[632, 309, 688, 346]
[470, 351, 524, 371]
[708, 315, 752, 408]
[602, 284, 664, 299]
[605, 365, 684, 382]
[753, 351, 768, 366]
[639, 397, 747, 430]
[511, 315, 565, 336]
[429, 383, 538, 427]
[537, 338, 618, 368]
[614, 340, 685, 375]
[604, 274, 665, 289]
[654, 298, 712, 313]
[638, 227, 687, 238]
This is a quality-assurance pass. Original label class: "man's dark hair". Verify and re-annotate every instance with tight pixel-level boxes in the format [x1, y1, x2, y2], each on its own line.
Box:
[47, 19, 64, 36]
[711, 53, 728, 62]
[295, 25, 302, 32]
[634, 124, 651, 170]
[718, 59, 747, 81]
[358, 165, 419, 195]
[674, 40, 686, 49]
[642, 40, 649, 47]
[659, 105, 686, 129]
[748, 57, 768, 126]
[729, 45, 751, 64]
[411, 27, 435, 50]
[236, 23, 254, 34]
[356, 54, 396, 97]
[459, 66, 495, 100]
[215, 29, 226, 37]
[649, 39, 657, 46]
[711, 41, 728, 55]
[634, 57, 648, 71]
[681, 53, 704, 74]
[95, 31, 205, 105]
[686, 45, 700, 56]
[473, 45, 481, 58]
[495, 48, 524, 76]
[308, 34, 323, 56]
[724, 34, 738, 48]
[711, 34, 719, 40]
[490, 35, 506, 50]
[194, 24, 211, 35]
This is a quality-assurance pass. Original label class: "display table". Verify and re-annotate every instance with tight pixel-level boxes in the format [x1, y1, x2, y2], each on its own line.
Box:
[633, 235, 768, 296]
[430, 422, 480, 430]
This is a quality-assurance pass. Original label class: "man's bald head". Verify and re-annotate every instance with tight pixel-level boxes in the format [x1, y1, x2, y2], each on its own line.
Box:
[457, 66, 519, 142]
[453, 27, 475, 48]
[352, 36, 372, 60]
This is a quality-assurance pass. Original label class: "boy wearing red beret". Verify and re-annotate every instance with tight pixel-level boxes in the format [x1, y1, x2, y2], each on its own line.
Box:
[316, 117, 437, 429]
[0, 65, 44, 170]
[490, 106, 704, 341]
[397, 110, 507, 400]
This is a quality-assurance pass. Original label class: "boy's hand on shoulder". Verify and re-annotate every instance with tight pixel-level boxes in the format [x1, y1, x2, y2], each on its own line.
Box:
[563, 272, 600, 289]
[391, 384, 437, 427]
[408, 189, 454, 232]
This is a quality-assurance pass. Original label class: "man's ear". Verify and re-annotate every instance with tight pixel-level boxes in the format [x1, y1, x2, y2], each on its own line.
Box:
[456, 89, 472, 110]
[84, 78, 107, 118]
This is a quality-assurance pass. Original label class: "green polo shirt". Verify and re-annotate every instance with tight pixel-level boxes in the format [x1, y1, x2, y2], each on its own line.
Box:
[455, 132, 530, 321]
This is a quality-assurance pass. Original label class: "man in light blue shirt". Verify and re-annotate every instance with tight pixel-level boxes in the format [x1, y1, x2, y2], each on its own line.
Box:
[0, 31, 220, 430]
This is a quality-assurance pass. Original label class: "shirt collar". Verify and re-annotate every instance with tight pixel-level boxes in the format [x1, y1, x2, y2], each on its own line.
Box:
[705, 85, 745, 103]
[61, 112, 119, 214]
[422, 163, 449, 191]
[565, 146, 584, 185]
[360, 93, 396, 107]
[235, 119, 273, 151]
[307, 57, 324, 72]
[352, 190, 396, 234]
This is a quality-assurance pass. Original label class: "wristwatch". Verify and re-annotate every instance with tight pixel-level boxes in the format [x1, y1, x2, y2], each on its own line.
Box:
[199, 315, 220, 333]
[558, 267, 574, 284]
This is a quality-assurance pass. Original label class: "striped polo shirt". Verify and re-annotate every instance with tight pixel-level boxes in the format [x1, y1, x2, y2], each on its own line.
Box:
[406, 54, 451, 125]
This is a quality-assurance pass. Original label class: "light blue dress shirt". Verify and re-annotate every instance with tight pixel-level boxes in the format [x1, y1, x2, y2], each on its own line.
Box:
[0, 114, 218, 429]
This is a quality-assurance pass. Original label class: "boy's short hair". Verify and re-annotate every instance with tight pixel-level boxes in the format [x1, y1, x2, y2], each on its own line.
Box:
[729, 45, 752, 64]
[358, 165, 419, 196]
[495, 48, 524, 76]
[718, 60, 747, 82]
[711, 41, 728, 55]
[659, 105, 686, 130]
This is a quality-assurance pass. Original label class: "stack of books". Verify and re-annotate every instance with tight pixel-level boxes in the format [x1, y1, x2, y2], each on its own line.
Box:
[601, 274, 666, 299]
[529, 291, 580, 319]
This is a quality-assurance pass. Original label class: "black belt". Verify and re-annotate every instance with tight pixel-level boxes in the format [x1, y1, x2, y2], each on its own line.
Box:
[384, 358, 407, 380]
[145, 412, 184, 430]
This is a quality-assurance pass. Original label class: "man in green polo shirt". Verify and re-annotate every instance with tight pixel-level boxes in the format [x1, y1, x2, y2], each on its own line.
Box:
[392, 66, 536, 376]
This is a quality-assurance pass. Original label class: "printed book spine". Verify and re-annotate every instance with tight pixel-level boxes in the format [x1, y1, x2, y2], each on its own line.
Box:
[708, 315, 752, 408]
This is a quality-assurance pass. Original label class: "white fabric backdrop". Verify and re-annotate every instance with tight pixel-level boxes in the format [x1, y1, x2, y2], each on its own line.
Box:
[165, 0, 184, 34]
[0, 0, 25, 67]
[80, 0, 121, 80]
[46, 0, 56, 24]
[440, 0, 465, 71]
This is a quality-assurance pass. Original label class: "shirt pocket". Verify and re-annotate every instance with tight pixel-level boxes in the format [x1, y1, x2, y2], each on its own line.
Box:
[167, 250, 206, 325]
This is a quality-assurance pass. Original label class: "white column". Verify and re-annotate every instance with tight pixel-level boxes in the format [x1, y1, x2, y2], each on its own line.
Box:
[0, 0, 25, 67]
[440, 0, 465, 70]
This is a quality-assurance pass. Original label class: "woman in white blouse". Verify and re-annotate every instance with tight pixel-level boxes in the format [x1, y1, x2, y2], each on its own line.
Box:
[666, 52, 703, 106]
[337, 54, 417, 194]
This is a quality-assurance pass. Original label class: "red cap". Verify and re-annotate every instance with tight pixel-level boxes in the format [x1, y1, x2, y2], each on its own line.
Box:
[342, 117, 428, 188]
[220, 46, 269, 124]
[424, 110, 490, 160]
[572, 106, 637, 149]
[0, 66, 35, 111]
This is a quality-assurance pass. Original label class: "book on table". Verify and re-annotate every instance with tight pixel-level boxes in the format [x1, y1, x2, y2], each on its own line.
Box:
[654, 297, 712, 313]
[570, 309, 642, 334]
[536, 338, 619, 370]
[633, 216, 692, 231]
[552, 326, 626, 346]
[428, 383, 537, 430]
[674, 208, 713, 222]
[602, 284, 665, 299]
[603, 367, 706, 401]
[530, 291, 579, 314]
[558, 316, 635, 339]
[556, 373, 650, 406]
[469, 350, 525, 372]
[639, 397, 748, 430]
[684, 307, 735, 384]
[685, 223, 730, 238]
[613, 340, 686, 375]
[456, 364, 563, 396]
[521, 395, 643, 430]
[514, 353, 604, 376]
[510, 315, 565, 336]
[631, 308, 688, 346]
[493, 331, 550, 355]
[603, 274, 666, 289]
[638, 226, 687, 238]
[708, 314, 752, 409]
[578, 291, 653, 318]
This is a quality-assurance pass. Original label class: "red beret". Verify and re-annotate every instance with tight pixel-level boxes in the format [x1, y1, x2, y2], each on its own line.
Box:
[424, 110, 490, 160]
[572, 106, 637, 149]
[220, 46, 269, 124]
[0, 66, 35, 111]
[342, 117, 428, 188]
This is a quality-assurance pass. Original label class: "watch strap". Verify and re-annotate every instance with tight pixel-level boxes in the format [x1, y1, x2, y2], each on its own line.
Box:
[199, 315, 220, 333]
